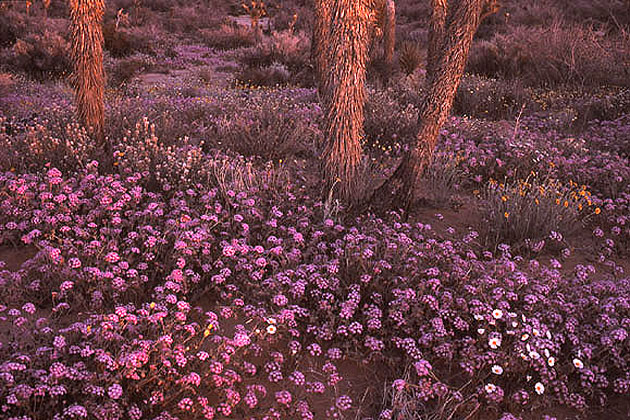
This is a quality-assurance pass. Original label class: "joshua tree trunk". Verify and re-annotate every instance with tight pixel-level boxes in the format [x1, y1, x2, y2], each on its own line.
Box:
[426, 0, 447, 79]
[313, 0, 332, 96]
[383, 0, 396, 68]
[373, 0, 498, 211]
[69, 0, 106, 145]
[315, 0, 373, 203]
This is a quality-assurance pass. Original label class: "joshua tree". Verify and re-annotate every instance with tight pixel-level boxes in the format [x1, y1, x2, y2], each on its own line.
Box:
[69, 0, 106, 145]
[373, 0, 500, 210]
[243, 1, 266, 41]
[43, 0, 51, 18]
[314, 0, 373, 203]
[383, 0, 396, 68]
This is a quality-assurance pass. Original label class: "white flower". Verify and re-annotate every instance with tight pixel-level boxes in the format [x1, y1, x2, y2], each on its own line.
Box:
[573, 358, 584, 369]
[508, 312, 517, 318]
[511, 321, 518, 328]
[491, 365, 503, 375]
[526, 375, 532, 382]
[266, 325, 277, 334]
[546, 331, 552, 339]
[485, 383, 497, 393]
[547, 356, 555, 367]
[474, 314, 484, 321]
[529, 351, 540, 360]
[267, 317, 277, 325]
[521, 333, 529, 341]
[532, 328, 540, 337]
[534, 382, 545, 395]
[488, 337, 502, 349]
[543, 349, 550, 358]
[492, 309, 503, 319]
[477, 328, 486, 335]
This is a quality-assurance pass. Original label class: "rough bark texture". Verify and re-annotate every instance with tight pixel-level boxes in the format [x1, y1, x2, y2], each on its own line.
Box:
[69, 0, 106, 143]
[313, 0, 333, 97]
[426, 0, 447, 79]
[383, 0, 396, 68]
[373, 0, 492, 211]
[316, 0, 373, 203]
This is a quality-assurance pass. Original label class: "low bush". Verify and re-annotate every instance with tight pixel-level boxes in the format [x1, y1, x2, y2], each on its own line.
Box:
[363, 87, 420, 157]
[0, 117, 97, 173]
[210, 103, 319, 160]
[467, 23, 630, 88]
[573, 89, 630, 128]
[5, 31, 70, 79]
[200, 24, 257, 51]
[235, 63, 291, 88]
[236, 30, 311, 87]
[103, 24, 154, 58]
[454, 75, 531, 120]
[479, 174, 598, 250]
[108, 56, 152, 87]
[0, 13, 20, 47]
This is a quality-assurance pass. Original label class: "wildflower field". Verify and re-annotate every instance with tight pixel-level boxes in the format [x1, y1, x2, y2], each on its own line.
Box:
[0, 0, 629, 419]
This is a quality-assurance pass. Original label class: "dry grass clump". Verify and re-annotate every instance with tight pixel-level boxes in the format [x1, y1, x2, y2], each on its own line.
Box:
[398, 40, 423, 76]
[200, 23, 257, 50]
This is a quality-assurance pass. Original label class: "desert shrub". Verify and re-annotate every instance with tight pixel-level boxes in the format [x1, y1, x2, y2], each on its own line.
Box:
[555, 0, 630, 27]
[454, 75, 531, 120]
[6, 31, 70, 79]
[236, 30, 311, 86]
[210, 104, 319, 160]
[467, 23, 630, 87]
[0, 13, 19, 47]
[113, 118, 211, 191]
[265, 30, 310, 69]
[396, 0, 430, 23]
[235, 63, 291, 87]
[0, 117, 98, 172]
[108, 56, 151, 87]
[200, 23, 257, 50]
[363, 88, 419, 156]
[163, 5, 223, 34]
[573, 88, 630, 128]
[103, 23, 149, 57]
[480, 174, 598, 250]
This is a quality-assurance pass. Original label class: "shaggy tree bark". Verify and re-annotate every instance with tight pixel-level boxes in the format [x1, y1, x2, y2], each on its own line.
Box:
[69, 0, 106, 144]
[313, 0, 332, 95]
[383, 0, 396, 68]
[373, 0, 498, 211]
[315, 0, 373, 203]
